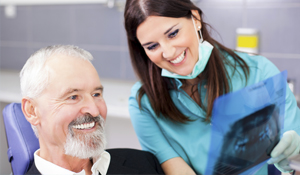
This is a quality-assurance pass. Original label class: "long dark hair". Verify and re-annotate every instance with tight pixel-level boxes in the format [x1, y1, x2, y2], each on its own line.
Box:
[124, 0, 249, 122]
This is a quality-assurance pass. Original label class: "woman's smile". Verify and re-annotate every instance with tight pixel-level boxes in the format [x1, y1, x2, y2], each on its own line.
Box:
[169, 49, 187, 65]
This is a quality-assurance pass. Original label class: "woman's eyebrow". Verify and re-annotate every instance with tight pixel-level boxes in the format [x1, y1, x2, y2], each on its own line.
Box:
[164, 24, 178, 35]
[141, 23, 179, 47]
[142, 42, 153, 47]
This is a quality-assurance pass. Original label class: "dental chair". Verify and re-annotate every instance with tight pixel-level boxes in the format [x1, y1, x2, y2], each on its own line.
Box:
[2, 103, 39, 175]
[2, 103, 281, 175]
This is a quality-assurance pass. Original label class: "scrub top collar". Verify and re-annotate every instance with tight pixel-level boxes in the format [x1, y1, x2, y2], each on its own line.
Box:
[171, 77, 207, 90]
[173, 78, 183, 89]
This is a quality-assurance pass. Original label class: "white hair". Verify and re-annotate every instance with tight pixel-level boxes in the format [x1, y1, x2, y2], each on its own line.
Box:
[20, 45, 94, 98]
[20, 45, 94, 137]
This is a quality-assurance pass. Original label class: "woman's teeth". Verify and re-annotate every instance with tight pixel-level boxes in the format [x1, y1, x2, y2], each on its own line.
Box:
[72, 122, 95, 130]
[170, 50, 186, 64]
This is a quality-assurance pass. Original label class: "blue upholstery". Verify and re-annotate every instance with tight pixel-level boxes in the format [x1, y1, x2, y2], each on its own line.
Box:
[2, 103, 39, 175]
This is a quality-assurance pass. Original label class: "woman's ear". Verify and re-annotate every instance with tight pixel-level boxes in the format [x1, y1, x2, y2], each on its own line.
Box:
[191, 10, 201, 29]
[22, 98, 40, 126]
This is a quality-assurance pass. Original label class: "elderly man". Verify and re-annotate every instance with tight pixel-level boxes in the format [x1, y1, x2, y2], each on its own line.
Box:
[21, 45, 164, 175]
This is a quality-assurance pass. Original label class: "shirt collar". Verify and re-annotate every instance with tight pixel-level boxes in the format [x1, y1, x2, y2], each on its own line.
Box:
[172, 78, 207, 89]
[91, 151, 110, 175]
[173, 78, 183, 88]
[34, 149, 110, 175]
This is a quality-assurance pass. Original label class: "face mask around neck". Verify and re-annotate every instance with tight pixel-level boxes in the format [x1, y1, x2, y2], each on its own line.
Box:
[161, 16, 214, 79]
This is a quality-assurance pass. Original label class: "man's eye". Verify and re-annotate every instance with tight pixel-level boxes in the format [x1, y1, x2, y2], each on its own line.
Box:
[147, 43, 158, 51]
[69, 95, 78, 100]
[93, 93, 101, 97]
[169, 29, 179, 38]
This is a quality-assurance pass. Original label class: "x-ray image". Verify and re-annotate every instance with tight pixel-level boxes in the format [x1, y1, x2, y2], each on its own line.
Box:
[212, 104, 280, 175]
[205, 71, 287, 175]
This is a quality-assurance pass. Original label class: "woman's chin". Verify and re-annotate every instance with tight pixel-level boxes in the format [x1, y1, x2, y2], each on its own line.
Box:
[176, 70, 193, 77]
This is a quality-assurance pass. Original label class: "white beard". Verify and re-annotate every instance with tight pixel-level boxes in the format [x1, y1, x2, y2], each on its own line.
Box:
[64, 115, 106, 159]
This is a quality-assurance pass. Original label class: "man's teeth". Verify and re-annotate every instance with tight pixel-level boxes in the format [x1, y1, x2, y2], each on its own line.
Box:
[72, 122, 95, 130]
[170, 50, 185, 64]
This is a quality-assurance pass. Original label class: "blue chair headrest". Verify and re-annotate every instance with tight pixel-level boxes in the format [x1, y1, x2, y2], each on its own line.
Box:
[2, 103, 39, 175]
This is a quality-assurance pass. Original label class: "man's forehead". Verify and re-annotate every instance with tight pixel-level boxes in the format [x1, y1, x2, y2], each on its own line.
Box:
[46, 54, 98, 79]
[44, 55, 102, 95]
[47, 54, 87, 67]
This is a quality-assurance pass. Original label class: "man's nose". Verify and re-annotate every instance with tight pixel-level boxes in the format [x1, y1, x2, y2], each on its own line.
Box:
[161, 43, 176, 60]
[81, 96, 100, 117]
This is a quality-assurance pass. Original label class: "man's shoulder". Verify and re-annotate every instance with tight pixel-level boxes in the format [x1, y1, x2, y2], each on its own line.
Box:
[106, 148, 164, 174]
[106, 148, 155, 160]
[25, 149, 164, 175]
[25, 162, 40, 175]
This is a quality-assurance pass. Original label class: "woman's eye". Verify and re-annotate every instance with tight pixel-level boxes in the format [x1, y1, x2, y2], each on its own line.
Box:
[169, 29, 179, 38]
[147, 43, 158, 51]
[69, 95, 78, 100]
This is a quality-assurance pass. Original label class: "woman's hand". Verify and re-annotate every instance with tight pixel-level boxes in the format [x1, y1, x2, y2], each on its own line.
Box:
[267, 130, 300, 172]
[161, 157, 197, 175]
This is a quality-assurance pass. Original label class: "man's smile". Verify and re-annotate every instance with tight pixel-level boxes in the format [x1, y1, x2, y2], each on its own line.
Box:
[72, 121, 96, 130]
[69, 114, 101, 131]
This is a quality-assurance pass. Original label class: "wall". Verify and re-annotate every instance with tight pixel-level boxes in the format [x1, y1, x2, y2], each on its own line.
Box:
[0, 3, 136, 80]
[196, 0, 300, 96]
[1, 0, 300, 94]
[0, 102, 11, 175]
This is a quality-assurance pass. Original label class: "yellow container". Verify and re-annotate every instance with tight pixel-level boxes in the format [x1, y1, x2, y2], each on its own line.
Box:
[236, 28, 259, 54]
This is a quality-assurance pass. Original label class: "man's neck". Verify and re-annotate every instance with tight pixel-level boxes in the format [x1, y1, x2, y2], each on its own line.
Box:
[38, 148, 93, 174]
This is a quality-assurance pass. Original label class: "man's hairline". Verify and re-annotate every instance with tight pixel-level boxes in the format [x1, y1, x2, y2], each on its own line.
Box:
[27, 53, 93, 99]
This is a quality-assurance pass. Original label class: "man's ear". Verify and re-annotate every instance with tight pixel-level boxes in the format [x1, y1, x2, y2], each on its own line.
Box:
[22, 98, 40, 126]
[191, 10, 201, 29]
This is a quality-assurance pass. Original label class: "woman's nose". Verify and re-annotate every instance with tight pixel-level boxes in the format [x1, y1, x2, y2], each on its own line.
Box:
[161, 43, 176, 60]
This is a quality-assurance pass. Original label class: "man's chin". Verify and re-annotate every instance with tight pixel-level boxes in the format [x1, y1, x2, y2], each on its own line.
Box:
[64, 139, 106, 159]
[69, 147, 105, 160]
[64, 130, 107, 159]
[65, 116, 106, 159]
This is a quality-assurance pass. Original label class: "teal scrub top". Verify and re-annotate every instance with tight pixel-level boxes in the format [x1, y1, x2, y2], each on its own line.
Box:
[128, 52, 300, 174]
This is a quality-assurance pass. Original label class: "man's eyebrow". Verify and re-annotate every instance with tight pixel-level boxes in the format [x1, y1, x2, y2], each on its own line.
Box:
[141, 24, 179, 47]
[95, 86, 104, 92]
[59, 88, 82, 99]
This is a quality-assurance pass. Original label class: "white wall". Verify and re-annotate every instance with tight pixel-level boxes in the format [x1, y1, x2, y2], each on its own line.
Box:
[0, 102, 12, 175]
[0, 0, 107, 5]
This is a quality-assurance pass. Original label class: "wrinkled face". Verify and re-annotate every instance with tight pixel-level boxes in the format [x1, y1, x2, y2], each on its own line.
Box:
[136, 14, 200, 76]
[34, 55, 107, 158]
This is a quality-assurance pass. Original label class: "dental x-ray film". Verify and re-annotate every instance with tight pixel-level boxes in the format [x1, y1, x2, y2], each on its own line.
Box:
[205, 71, 287, 175]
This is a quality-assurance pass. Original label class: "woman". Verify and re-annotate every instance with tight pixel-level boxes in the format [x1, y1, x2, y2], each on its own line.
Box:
[124, 0, 300, 174]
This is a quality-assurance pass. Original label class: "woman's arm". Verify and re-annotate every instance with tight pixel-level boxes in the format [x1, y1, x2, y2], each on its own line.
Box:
[129, 83, 180, 161]
[161, 157, 197, 175]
